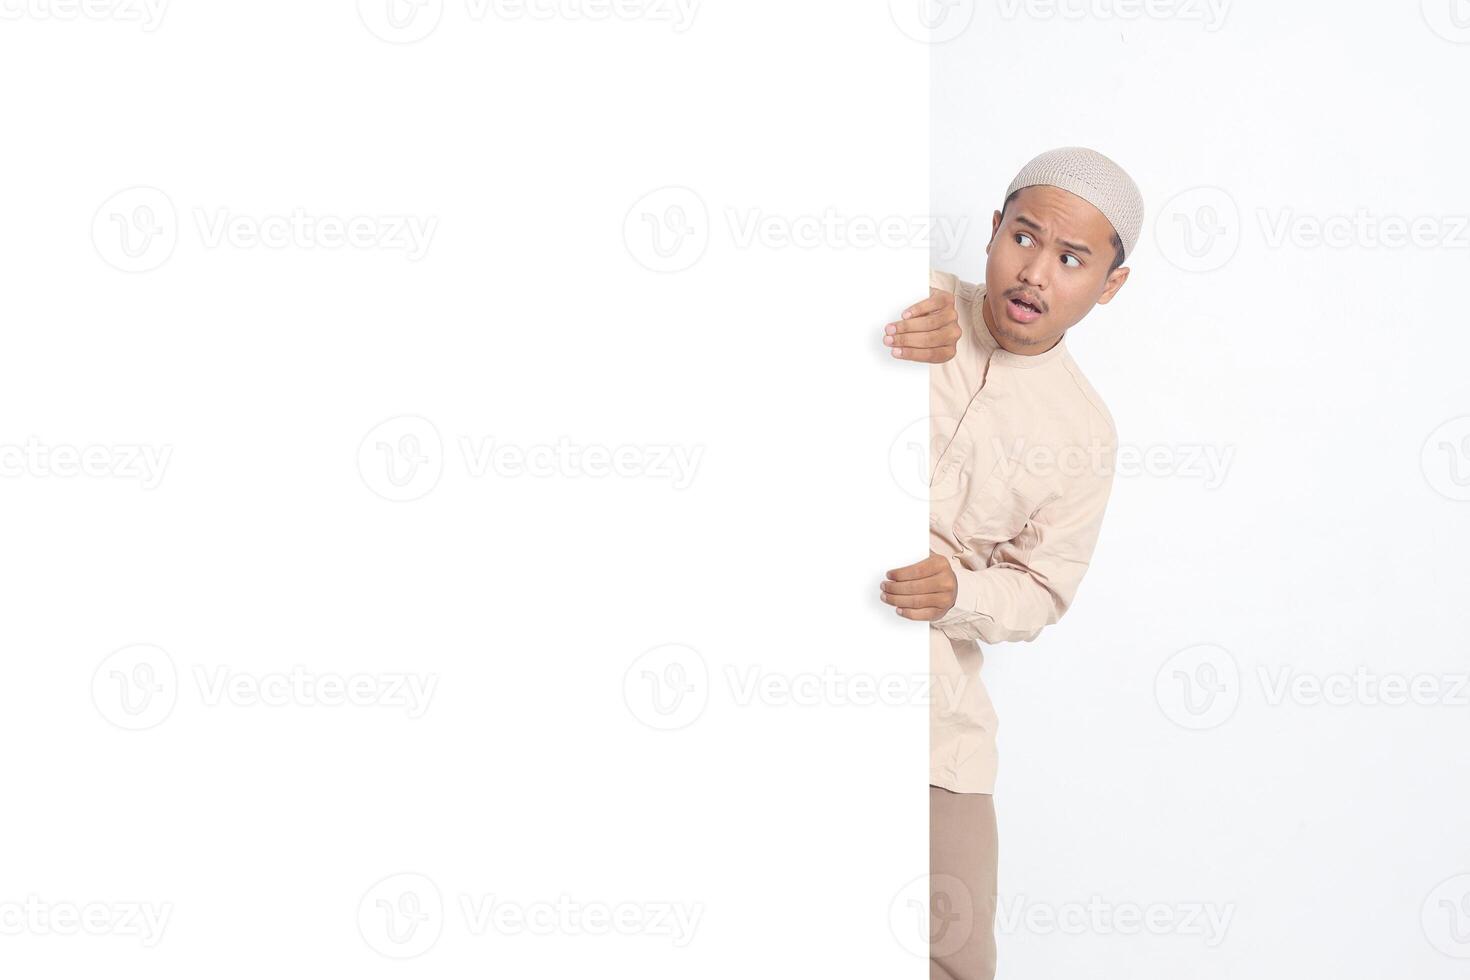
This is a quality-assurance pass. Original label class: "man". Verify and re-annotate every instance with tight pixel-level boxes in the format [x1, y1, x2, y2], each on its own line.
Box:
[881, 147, 1143, 980]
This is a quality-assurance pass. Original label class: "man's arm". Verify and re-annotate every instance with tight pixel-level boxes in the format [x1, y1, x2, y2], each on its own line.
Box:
[929, 456, 1116, 644]
[881, 444, 1116, 643]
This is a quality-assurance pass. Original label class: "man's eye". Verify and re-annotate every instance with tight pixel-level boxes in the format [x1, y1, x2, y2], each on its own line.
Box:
[1061, 254, 1081, 268]
[1014, 232, 1033, 246]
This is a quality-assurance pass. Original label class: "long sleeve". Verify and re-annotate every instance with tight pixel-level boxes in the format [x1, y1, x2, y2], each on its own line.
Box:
[931, 440, 1116, 645]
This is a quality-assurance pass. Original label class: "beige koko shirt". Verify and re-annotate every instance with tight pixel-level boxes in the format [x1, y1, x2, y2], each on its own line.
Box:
[927, 269, 1118, 794]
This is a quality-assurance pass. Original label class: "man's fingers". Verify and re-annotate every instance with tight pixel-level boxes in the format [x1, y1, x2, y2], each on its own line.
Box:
[885, 556, 945, 581]
[902, 292, 950, 319]
[890, 345, 953, 363]
[889, 319, 957, 348]
[881, 575, 951, 596]
[895, 606, 945, 621]
[881, 590, 952, 610]
[886, 310, 955, 336]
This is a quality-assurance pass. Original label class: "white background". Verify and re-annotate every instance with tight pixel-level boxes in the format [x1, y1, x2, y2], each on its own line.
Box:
[933, 0, 1470, 977]
[0, 2, 932, 977]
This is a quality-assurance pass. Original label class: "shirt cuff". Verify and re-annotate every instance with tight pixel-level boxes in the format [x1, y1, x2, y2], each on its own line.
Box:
[932, 554, 982, 628]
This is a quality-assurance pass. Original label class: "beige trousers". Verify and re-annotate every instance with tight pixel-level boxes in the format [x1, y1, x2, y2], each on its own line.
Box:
[929, 785, 998, 980]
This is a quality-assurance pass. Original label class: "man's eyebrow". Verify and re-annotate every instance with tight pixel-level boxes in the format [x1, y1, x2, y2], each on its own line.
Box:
[1012, 213, 1094, 256]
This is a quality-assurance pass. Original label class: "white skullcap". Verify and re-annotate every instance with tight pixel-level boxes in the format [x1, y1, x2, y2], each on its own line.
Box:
[1005, 146, 1144, 263]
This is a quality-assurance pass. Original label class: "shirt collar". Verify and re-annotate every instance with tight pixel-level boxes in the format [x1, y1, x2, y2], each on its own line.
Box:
[969, 283, 1070, 370]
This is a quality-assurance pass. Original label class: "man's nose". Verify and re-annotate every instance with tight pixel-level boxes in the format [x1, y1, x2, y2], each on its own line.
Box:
[1018, 254, 1048, 290]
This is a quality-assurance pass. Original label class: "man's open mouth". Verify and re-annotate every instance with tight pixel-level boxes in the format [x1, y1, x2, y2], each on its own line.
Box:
[1006, 295, 1043, 322]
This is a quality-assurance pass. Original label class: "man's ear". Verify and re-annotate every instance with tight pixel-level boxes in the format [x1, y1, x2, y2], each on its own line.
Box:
[1095, 266, 1130, 305]
[986, 209, 1002, 253]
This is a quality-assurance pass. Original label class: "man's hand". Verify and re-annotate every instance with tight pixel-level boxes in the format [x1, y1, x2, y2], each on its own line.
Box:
[884, 288, 959, 363]
[881, 552, 958, 621]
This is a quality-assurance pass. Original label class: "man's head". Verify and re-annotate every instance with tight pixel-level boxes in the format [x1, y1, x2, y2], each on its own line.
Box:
[982, 146, 1143, 354]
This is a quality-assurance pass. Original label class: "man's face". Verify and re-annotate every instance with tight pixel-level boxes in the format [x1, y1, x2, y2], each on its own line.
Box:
[981, 184, 1130, 354]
